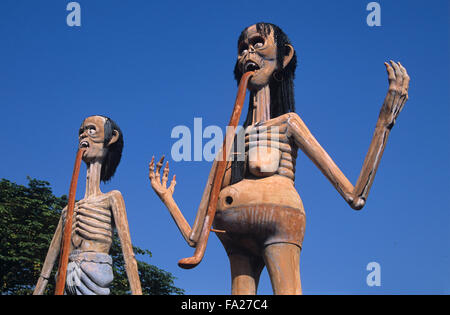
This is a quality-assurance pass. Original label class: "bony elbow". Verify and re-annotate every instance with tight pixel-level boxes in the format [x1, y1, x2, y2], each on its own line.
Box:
[350, 197, 366, 211]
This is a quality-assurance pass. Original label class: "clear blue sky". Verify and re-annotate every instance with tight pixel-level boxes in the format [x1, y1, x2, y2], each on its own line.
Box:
[0, 0, 448, 294]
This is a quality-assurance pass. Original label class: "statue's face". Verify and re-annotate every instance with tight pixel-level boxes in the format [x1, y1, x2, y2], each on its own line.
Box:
[237, 24, 278, 90]
[79, 116, 107, 162]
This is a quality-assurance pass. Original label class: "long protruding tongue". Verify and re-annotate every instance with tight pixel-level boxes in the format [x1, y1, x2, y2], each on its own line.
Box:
[54, 147, 86, 295]
[177, 71, 255, 270]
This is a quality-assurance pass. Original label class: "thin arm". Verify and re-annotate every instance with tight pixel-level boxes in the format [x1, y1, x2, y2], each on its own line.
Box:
[33, 214, 64, 295]
[353, 62, 409, 206]
[110, 191, 142, 295]
[285, 114, 357, 206]
[285, 61, 409, 210]
[160, 190, 194, 245]
[189, 158, 218, 243]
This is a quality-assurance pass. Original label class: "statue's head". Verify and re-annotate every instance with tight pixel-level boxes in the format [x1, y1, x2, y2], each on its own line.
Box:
[234, 23, 298, 122]
[79, 115, 123, 182]
[234, 23, 297, 90]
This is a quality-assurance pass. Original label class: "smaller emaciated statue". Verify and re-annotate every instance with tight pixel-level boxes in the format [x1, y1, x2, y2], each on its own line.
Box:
[34, 115, 142, 295]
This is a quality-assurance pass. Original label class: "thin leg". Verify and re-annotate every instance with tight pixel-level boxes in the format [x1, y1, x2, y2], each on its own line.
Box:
[228, 252, 264, 295]
[263, 243, 302, 295]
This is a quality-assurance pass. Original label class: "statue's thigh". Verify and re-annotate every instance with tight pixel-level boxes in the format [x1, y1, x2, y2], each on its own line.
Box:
[227, 251, 265, 295]
[263, 243, 302, 295]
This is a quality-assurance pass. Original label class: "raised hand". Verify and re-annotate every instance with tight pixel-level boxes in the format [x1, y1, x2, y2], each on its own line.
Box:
[382, 61, 410, 129]
[149, 156, 176, 199]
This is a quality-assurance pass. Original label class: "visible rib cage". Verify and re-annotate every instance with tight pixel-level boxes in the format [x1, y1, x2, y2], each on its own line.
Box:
[62, 198, 113, 248]
[244, 121, 298, 181]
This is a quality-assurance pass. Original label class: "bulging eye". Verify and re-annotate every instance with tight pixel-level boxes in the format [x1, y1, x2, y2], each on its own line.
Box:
[250, 36, 265, 49]
[254, 41, 264, 49]
[88, 128, 96, 135]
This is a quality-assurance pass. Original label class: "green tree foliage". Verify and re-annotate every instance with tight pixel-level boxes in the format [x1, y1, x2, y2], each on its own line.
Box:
[0, 178, 184, 295]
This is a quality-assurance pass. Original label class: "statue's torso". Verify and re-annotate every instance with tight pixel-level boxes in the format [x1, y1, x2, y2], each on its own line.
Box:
[218, 116, 302, 212]
[62, 193, 114, 254]
[214, 115, 306, 253]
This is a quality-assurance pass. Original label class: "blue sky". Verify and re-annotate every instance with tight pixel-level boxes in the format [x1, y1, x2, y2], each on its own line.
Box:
[0, 0, 448, 294]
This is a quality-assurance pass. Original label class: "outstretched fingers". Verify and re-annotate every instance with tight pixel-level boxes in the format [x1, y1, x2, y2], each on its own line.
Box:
[389, 60, 404, 91]
[162, 162, 170, 188]
[168, 175, 177, 194]
[385, 62, 396, 82]
[398, 62, 410, 113]
[149, 156, 155, 181]
[398, 62, 410, 94]
[391, 60, 403, 81]
[155, 155, 165, 179]
[149, 155, 177, 197]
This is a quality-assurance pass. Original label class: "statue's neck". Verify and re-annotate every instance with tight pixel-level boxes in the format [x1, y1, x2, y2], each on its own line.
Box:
[84, 160, 102, 198]
[251, 85, 271, 125]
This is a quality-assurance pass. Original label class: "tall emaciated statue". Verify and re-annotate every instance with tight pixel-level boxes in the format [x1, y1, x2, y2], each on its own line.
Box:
[34, 116, 142, 295]
[149, 23, 410, 294]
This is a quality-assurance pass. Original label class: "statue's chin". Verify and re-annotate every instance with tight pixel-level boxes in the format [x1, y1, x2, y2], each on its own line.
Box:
[248, 75, 271, 91]
[246, 66, 277, 91]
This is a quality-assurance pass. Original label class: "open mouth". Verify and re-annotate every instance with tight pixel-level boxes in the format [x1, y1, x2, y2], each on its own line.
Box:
[79, 141, 89, 149]
[244, 61, 261, 72]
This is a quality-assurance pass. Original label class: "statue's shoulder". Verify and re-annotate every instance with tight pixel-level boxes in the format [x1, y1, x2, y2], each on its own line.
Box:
[105, 190, 123, 200]
[271, 112, 301, 123]
[265, 112, 302, 128]
[285, 112, 301, 120]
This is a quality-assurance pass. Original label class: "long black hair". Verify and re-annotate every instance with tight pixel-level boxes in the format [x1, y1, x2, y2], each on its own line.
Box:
[231, 23, 297, 184]
[100, 116, 124, 182]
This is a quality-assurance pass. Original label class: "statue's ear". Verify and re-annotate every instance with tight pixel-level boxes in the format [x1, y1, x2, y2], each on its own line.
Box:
[282, 44, 295, 69]
[107, 129, 120, 146]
